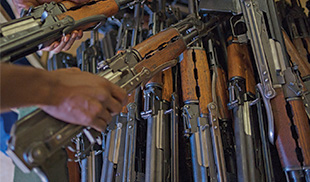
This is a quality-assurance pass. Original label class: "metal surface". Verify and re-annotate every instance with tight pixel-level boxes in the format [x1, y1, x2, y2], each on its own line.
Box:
[199, 0, 241, 14]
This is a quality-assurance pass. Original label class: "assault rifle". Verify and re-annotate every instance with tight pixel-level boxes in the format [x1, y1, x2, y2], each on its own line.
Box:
[237, 0, 310, 180]
[226, 32, 263, 181]
[101, 2, 146, 181]
[206, 34, 237, 181]
[6, 14, 220, 182]
[0, 0, 138, 63]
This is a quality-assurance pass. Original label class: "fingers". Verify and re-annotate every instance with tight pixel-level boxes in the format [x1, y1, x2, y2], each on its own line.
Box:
[91, 118, 107, 132]
[41, 30, 82, 53]
[104, 81, 127, 104]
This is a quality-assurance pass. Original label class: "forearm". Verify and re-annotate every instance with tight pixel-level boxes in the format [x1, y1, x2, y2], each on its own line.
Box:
[0, 63, 55, 112]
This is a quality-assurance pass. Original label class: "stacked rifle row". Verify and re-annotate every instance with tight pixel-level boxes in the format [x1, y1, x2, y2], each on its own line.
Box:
[48, 0, 310, 181]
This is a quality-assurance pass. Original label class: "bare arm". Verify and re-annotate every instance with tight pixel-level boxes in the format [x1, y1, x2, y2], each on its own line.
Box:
[12, 0, 87, 53]
[0, 63, 127, 131]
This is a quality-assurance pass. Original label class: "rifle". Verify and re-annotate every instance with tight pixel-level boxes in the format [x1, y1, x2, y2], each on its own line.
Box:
[206, 35, 237, 182]
[278, 0, 310, 63]
[77, 29, 103, 74]
[101, 3, 146, 181]
[181, 46, 218, 182]
[282, 30, 310, 119]
[237, 0, 310, 180]
[227, 32, 264, 181]
[0, 0, 137, 62]
[141, 1, 181, 180]
[7, 15, 220, 182]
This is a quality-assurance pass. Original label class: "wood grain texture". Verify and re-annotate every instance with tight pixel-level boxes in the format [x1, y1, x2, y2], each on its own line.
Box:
[162, 68, 173, 102]
[133, 28, 182, 58]
[195, 49, 212, 115]
[133, 36, 186, 73]
[289, 99, 310, 165]
[216, 67, 230, 120]
[147, 72, 163, 85]
[57, 0, 119, 21]
[227, 38, 256, 94]
[180, 49, 198, 101]
[283, 31, 310, 78]
[293, 38, 309, 67]
[66, 148, 80, 182]
[305, 37, 310, 54]
[272, 88, 300, 167]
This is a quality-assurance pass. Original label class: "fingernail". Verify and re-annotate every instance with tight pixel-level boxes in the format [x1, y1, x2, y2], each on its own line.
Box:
[64, 36, 69, 42]
[72, 33, 77, 39]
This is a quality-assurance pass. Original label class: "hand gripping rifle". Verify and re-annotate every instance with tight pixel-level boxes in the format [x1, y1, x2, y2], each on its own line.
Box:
[0, 0, 138, 63]
[7, 15, 219, 182]
[101, 3, 146, 181]
[237, 0, 310, 180]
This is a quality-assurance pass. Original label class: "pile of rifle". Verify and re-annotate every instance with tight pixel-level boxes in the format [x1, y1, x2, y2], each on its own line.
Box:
[47, 0, 310, 181]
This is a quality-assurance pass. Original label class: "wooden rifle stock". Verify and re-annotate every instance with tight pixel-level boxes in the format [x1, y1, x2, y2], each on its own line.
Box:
[282, 30, 310, 78]
[227, 37, 256, 94]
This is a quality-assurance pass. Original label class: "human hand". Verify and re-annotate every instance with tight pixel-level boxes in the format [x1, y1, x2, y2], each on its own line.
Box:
[13, 0, 88, 53]
[40, 68, 127, 132]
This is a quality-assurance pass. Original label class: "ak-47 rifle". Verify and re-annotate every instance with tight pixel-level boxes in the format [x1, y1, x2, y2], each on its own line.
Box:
[226, 31, 264, 181]
[141, 1, 181, 181]
[181, 1, 231, 181]
[237, 0, 310, 180]
[7, 15, 220, 182]
[101, 2, 146, 181]
[181, 44, 217, 182]
[277, 0, 310, 64]
[276, 0, 310, 118]
[206, 34, 237, 182]
[0, 0, 137, 63]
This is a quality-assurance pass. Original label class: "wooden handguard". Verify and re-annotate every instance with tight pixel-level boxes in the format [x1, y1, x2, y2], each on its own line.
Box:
[133, 28, 183, 59]
[133, 28, 186, 73]
[283, 30, 310, 78]
[162, 68, 173, 102]
[147, 72, 163, 85]
[288, 99, 310, 166]
[227, 37, 256, 94]
[216, 67, 230, 120]
[57, 0, 119, 21]
[272, 88, 310, 168]
[180, 49, 198, 102]
[195, 48, 212, 115]
[292, 38, 309, 66]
